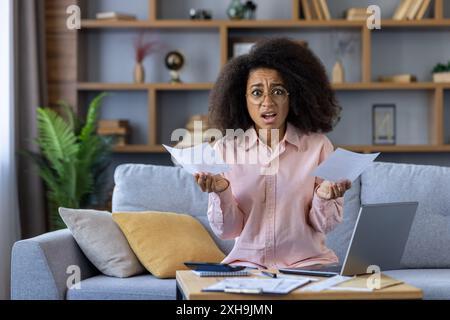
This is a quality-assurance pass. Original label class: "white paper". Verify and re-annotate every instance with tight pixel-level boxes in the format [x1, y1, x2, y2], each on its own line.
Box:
[202, 278, 311, 295]
[312, 148, 380, 182]
[162, 143, 230, 175]
[329, 286, 372, 292]
[300, 275, 352, 292]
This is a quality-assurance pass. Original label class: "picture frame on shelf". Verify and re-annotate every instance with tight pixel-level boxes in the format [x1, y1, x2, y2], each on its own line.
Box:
[229, 37, 307, 59]
[229, 37, 259, 58]
[372, 104, 396, 145]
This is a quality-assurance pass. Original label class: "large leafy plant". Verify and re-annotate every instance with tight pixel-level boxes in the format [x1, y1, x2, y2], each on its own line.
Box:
[27, 93, 113, 230]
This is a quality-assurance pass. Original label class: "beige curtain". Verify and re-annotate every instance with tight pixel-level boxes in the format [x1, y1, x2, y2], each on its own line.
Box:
[15, 0, 48, 237]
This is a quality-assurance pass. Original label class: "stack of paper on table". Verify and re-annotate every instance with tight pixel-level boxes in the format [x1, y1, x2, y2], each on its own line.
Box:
[331, 274, 404, 292]
[202, 278, 311, 295]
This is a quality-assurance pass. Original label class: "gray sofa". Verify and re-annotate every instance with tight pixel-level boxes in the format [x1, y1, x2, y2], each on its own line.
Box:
[11, 162, 450, 299]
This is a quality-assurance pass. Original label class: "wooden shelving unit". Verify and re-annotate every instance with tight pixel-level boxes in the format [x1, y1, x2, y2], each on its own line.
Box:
[73, 0, 450, 154]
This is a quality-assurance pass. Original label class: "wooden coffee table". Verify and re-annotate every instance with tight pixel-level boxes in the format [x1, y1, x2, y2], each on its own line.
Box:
[175, 270, 422, 300]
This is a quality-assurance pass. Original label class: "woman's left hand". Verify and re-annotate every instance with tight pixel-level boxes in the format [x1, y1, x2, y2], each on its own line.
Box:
[316, 179, 352, 200]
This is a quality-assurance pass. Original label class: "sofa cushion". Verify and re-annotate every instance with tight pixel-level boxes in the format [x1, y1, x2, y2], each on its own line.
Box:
[59, 207, 145, 278]
[112, 164, 235, 255]
[112, 211, 225, 278]
[384, 269, 450, 300]
[361, 162, 450, 268]
[66, 274, 176, 300]
[325, 177, 361, 263]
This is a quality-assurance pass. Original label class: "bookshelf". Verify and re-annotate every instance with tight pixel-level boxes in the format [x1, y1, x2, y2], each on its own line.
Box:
[55, 0, 450, 153]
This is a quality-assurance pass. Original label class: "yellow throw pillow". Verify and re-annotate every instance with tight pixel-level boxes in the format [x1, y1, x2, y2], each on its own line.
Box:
[112, 211, 225, 278]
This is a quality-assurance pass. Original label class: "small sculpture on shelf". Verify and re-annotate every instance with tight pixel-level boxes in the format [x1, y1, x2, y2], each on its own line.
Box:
[189, 8, 212, 20]
[133, 33, 160, 83]
[332, 32, 357, 83]
[227, 0, 245, 20]
[243, 1, 257, 20]
[165, 50, 185, 83]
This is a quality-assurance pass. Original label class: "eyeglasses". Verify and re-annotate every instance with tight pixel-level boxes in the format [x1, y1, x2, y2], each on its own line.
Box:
[245, 87, 290, 105]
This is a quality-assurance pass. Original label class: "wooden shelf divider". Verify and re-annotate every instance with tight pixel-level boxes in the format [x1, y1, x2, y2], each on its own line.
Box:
[148, 88, 157, 146]
[149, 0, 157, 22]
[361, 25, 371, 83]
[220, 25, 229, 67]
[80, 19, 450, 30]
[430, 86, 445, 145]
[77, 82, 449, 91]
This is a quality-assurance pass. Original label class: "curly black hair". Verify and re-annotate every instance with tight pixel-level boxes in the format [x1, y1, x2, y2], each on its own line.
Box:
[208, 37, 341, 134]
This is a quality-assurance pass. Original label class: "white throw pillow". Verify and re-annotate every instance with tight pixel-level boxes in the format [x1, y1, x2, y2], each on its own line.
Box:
[59, 207, 145, 278]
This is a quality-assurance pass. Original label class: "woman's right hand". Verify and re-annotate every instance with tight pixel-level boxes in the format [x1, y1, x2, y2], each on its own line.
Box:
[194, 172, 230, 193]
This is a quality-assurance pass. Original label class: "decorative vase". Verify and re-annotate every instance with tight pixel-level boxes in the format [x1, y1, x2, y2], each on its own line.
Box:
[332, 60, 345, 83]
[227, 0, 245, 20]
[243, 1, 257, 20]
[134, 62, 145, 83]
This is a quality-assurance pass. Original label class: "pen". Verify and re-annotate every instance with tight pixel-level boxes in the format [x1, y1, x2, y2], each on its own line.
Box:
[261, 271, 277, 278]
[224, 288, 263, 294]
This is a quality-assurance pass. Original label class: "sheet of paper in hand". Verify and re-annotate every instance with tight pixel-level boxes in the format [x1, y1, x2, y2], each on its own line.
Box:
[163, 143, 230, 175]
[311, 148, 380, 182]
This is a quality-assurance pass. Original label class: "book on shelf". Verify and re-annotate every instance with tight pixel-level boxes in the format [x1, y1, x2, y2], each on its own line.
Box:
[311, 0, 324, 20]
[95, 12, 137, 21]
[97, 119, 130, 146]
[97, 126, 129, 135]
[415, 0, 431, 20]
[345, 8, 371, 21]
[393, 0, 412, 20]
[378, 74, 417, 83]
[318, 0, 331, 20]
[300, 0, 312, 20]
[99, 119, 130, 128]
[406, 0, 424, 20]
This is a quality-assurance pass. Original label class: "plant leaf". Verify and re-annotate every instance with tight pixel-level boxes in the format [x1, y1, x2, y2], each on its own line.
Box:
[36, 107, 79, 176]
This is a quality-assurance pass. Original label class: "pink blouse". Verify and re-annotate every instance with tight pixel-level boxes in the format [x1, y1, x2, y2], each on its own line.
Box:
[207, 122, 344, 269]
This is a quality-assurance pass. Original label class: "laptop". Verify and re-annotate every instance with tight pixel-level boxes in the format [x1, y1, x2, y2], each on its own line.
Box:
[279, 202, 418, 277]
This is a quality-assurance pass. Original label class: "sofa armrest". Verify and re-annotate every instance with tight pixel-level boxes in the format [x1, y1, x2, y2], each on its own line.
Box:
[11, 229, 99, 300]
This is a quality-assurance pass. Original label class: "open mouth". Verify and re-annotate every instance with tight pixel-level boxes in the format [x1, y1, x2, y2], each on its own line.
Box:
[261, 112, 277, 123]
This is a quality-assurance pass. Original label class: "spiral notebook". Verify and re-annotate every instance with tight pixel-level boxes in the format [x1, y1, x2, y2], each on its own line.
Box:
[192, 270, 251, 277]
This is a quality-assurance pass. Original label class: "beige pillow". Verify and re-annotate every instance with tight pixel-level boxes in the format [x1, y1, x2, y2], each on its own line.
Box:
[112, 211, 225, 278]
[59, 207, 145, 278]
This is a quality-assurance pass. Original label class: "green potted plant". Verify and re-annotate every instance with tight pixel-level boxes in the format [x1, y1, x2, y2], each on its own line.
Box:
[26, 93, 113, 230]
[432, 60, 450, 83]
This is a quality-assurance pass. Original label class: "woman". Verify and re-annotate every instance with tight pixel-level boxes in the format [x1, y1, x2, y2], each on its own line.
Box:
[194, 38, 351, 269]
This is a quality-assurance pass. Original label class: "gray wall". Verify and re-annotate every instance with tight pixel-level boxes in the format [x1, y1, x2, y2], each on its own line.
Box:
[80, 0, 450, 191]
